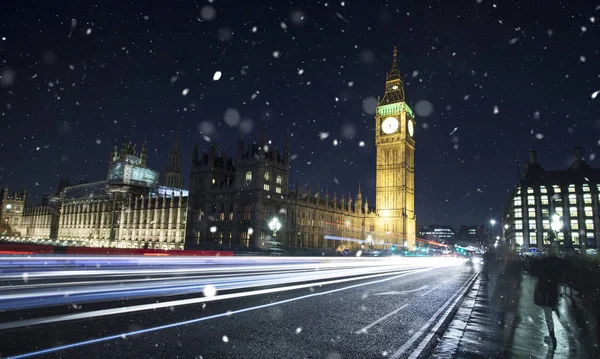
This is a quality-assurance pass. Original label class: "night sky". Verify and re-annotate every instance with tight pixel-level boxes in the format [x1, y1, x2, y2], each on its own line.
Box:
[1, 0, 599, 228]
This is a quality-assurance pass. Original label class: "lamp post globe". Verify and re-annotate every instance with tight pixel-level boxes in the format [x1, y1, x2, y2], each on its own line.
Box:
[268, 217, 282, 237]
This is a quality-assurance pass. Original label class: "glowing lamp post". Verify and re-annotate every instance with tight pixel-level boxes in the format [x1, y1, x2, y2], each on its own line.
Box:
[210, 226, 217, 242]
[268, 217, 281, 237]
[551, 214, 563, 241]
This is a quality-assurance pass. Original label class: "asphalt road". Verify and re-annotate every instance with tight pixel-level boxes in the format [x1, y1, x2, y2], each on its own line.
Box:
[0, 256, 480, 359]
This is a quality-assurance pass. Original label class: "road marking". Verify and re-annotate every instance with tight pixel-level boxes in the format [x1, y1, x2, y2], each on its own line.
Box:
[0, 266, 434, 331]
[390, 271, 479, 359]
[373, 285, 429, 296]
[419, 286, 438, 297]
[355, 304, 409, 334]
[5, 267, 437, 359]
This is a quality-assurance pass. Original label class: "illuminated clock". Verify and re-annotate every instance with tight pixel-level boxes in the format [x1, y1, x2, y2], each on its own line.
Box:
[407, 119, 414, 137]
[381, 117, 399, 134]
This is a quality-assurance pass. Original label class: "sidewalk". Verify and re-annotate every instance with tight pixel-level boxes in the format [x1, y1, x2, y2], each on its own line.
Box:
[432, 259, 599, 358]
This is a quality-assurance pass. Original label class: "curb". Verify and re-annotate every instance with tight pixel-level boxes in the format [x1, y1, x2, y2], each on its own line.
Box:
[430, 274, 483, 359]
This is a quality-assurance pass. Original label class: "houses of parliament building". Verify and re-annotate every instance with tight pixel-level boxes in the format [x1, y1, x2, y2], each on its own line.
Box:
[2, 49, 416, 251]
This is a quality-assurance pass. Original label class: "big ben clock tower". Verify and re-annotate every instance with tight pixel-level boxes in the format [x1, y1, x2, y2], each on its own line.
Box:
[375, 47, 416, 249]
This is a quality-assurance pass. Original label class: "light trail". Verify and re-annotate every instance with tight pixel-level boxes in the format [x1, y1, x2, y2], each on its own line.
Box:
[0, 263, 424, 310]
[4, 266, 439, 359]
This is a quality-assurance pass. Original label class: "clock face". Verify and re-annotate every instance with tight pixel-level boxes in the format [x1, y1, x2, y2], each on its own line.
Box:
[408, 119, 414, 137]
[381, 117, 399, 134]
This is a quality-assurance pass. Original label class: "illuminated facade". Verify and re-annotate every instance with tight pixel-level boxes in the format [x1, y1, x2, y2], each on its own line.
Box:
[503, 148, 600, 251]
[374, 47, 417, 249]
[0, 188, 27, 235]
[419, 225, 455, 244]
[12, 139, 187, 250]
[187, 137, 377, 251]
[187, 49, 414, 251]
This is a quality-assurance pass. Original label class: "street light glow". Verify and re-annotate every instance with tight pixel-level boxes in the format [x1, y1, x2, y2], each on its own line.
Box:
[210, 226, 217, 233]
[489, 219, 496, 226]
[268, 217, 282, 236]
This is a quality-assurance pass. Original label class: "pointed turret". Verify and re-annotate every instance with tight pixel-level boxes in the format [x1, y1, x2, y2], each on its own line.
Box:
[380, 46, 405, 105]
[356, 183, 363, 213]
[192, 143, 199, 166]
[141, 143, 147, 167]
[236, 135, 245, 162]
[120, 138, 128, 160]
[161, 133, 184, 188]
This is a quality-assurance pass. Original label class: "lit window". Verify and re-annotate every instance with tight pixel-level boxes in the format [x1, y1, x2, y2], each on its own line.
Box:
[570, 220, 579, 230]
[568, 194, 577, 204]
[515, 220, 523, 230]
[541, 196, 548, 205]
[275, 187, 282, 194]
[530, 232, 537, 245]
[516, 187, 522, 195]
[228, 213, 233, 221]
[542, 208, 549, 217]
[263, 184, 270, 191]
[212, 178, 216, 184]
[527, 196, 535, 206]
[583, 184, 590, 192]
[515, 232, 524, 245]
[276, 176, 282, 185]
[219, 213, 225, 221]
[585, 206, 593, 217]
[245, 171, 252, 181]
[543, 232, 549, 243]
[540, 186, 547, 194]
[586, 233, 594, 242]
[528, 220, 537, 230]
[568, 184, 575, 193]
[557, 232, 564, 241]
[264, 172, 271, 181]
[572, 231, 580, 244]
[528, 207, 536, 218]
[569, 207, 578, 218]
[553, 185, 561, 193]
[583, 193, 592, 204]
[585, 219, 594, 230]
[555, 207, 563, 217]
[527, 187, 534, 194]
[513, 197, 522, 206]
[514, 208, 522, 218]
[542, 220, 550, 230]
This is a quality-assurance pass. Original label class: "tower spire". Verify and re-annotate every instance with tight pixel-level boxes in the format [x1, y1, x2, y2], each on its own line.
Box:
[381, 46, 405, 104]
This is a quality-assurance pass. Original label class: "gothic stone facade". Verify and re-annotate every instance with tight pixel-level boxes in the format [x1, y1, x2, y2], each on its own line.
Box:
[187, 138, 378, 251]
[12, 139, 188, 250]
[187, 48, 416, 251]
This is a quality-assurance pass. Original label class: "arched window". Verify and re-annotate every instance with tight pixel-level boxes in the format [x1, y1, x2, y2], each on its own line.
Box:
[276, 176, 282, 185]
[245, 171, 252, 181]
[264, 172, 270, 181]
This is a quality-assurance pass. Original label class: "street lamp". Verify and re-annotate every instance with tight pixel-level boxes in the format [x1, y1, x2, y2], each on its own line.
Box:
[268, 217, 281, 237]
[488, 219, 496, 246]
[210, 226, 217, 242]
[550, 213, 563, 252]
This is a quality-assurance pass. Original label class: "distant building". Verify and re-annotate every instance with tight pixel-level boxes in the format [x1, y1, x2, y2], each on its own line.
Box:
[0, 188, 26, 235]
[502, 148, 600, 251]
[418, 225, 455, 244]
[454, 225, 485, 246]
[10, 138, 188, 250]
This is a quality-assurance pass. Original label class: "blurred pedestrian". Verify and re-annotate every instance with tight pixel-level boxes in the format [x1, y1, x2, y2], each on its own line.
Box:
[532, 253, 561, 347]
